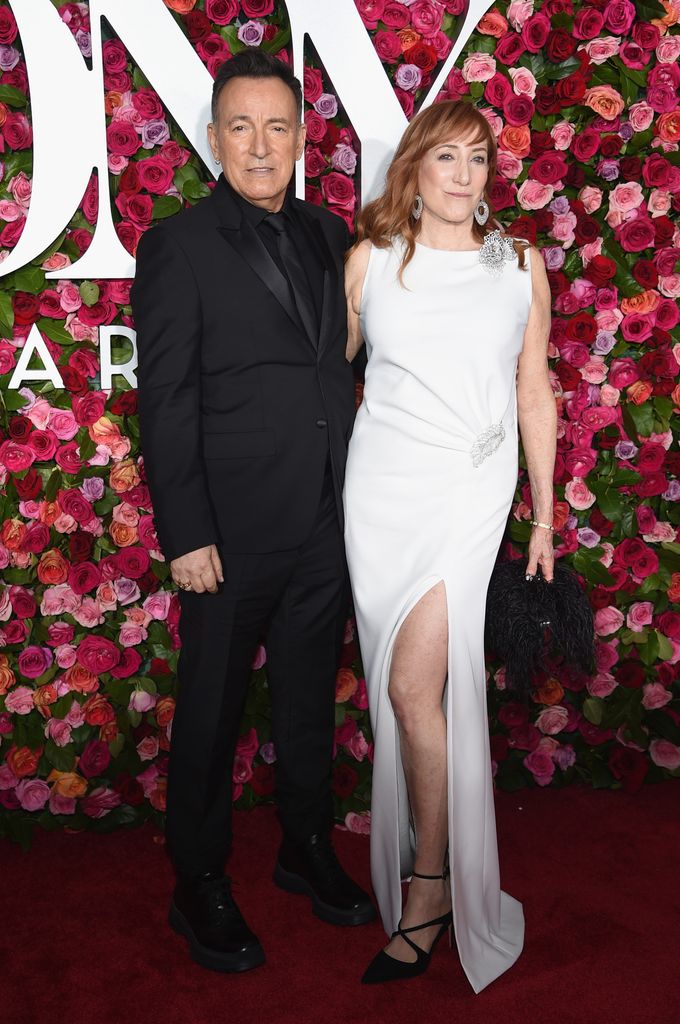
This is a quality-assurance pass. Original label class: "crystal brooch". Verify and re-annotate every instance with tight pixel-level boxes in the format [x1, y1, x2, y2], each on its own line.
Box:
[478, 229, 517, 278]
[470, 422, 506, 467]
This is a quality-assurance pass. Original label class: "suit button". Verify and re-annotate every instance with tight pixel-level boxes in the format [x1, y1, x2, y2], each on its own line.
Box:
[316, 419, 327, 428]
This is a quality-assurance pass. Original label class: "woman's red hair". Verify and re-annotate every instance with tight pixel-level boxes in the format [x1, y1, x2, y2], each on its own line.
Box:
[352, 99, 527, 275]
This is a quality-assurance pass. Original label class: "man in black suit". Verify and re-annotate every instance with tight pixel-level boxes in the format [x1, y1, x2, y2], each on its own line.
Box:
[131, 50, 373, 973]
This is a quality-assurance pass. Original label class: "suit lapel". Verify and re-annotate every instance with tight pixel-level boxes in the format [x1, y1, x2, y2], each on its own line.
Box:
[295, 203, 340, 360]
[211, 179, 311, 345]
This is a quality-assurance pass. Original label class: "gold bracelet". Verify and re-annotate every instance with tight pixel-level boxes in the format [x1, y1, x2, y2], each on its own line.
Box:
[530, 519, 554, 531]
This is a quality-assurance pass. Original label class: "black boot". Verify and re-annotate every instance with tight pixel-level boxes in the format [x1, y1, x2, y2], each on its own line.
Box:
[169, 871, 265, 973]
[273, 833, 376, 926]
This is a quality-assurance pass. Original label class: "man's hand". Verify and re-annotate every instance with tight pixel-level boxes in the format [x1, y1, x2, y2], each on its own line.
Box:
[171, 544, 224, 594]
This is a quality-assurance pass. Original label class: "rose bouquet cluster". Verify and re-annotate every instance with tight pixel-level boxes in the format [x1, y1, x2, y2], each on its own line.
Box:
[357, 0, 680, 793]
[0, 0, 679, 846]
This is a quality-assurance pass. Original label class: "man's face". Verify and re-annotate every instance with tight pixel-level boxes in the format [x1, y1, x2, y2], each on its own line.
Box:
[208, 76, 305, 212]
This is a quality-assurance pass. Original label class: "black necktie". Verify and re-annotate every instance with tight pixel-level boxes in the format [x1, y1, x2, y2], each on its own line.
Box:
[264, 211, 319, 345]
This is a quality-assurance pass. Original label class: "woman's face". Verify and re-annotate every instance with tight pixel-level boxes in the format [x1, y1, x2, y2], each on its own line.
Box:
[417, 133, 490, 228]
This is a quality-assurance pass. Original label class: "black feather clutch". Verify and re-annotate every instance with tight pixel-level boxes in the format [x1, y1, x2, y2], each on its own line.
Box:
[484, 557, 596, 696]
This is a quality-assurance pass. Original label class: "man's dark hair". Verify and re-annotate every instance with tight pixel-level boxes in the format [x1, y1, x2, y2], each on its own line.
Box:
[211, 50, 303, 123]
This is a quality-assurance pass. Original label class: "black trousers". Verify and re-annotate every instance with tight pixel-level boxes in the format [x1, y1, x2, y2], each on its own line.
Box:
[166, 466, 348, 876]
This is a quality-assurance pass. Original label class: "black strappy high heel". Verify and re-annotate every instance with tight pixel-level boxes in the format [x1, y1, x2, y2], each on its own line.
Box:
[361, 867, 452, 985]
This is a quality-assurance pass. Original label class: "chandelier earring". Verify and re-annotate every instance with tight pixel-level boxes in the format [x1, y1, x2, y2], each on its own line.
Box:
[474, 198, 490, 226]
[412, 193, 423, 221]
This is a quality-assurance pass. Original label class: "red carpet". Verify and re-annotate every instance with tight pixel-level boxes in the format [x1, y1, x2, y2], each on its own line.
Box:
[2, 784, 679, 1024]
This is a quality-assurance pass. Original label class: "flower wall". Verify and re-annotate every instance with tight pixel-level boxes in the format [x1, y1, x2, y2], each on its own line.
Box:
[0, 0, 679, 844]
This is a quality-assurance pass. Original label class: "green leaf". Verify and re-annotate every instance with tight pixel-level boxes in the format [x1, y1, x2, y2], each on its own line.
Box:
[153, 195, 182, 220]
[222, 25, 246, 54]
[44, 468, 63, 503]
[79, 281, 100, 307]
[545, 56, 581, 82]
[583, 697, 604, 725]
[0, 84, 28, 108]
[11, 265, 46, 294]
[1, 388, 28, 413]
[181, 178, 211, 202]
[78, 432, 97, 462]
[656, 631, 673, 662]
[0, 290, 15, 336]
[261, 24, 291, 56]
[37, 317, 74, 346]
[45, 740, 76, 772]
[623, 401, 654, 440]
[639, 630, 660, 666]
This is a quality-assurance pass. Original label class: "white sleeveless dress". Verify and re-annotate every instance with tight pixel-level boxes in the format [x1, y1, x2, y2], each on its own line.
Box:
[343, 237, 531, 993]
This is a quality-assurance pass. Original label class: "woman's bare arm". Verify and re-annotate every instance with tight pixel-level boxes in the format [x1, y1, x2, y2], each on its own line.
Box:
[345, 240, 371, 362]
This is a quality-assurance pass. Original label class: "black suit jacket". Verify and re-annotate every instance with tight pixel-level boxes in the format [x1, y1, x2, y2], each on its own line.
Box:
[130, 176, 355, 562]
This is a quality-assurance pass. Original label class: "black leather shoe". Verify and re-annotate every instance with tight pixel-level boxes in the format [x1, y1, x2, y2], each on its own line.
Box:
[273, 833, 376, 926]
[169, 871, 265, 972]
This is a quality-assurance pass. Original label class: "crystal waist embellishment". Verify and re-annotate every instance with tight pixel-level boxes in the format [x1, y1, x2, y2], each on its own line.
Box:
[470, 422, 506, 467]
[478, 229, 517, 277]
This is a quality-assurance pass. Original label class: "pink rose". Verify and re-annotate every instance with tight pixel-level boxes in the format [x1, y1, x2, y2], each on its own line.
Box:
[551, 121, 575, 151]
[523, 747, 555, 786]
[583, 37, 620, 64]
[18, 646, 52, 679]
[608, 181, 644, 216]
[626, 601, 654, 632]
[128, 689, 157, 713]
[79, 739, 111, 779]
[587, 673, 618, 697]
[655, 36, 680, 64]
[346, 731, 371, 762]
[628, 101, 654, 133]
[579, 186, 603, 214]
[119, 623, 147, 647]
[604, 0, 636, 35]
[507, 0, 533, 30]
[535, 706, 569, 735]
[641, 683, 672, 710]
[5, 686, 35, 715]
[142, 592, 171, 621]
[595, 606, 624, 637]
[508, 66, 537, 99]
[344, 811, 371, 835]
[649, 739, 680, 770]
[49, 791, 76, 815]
[461, 53, 496, 83]
[517, 179, 554, 210]
[45, 719, 72, 747]
[81, 787, 122, 819]
[232, 753, 253, 784]
[15, 778, 50, 811]
[136, 736, 159, 763]
[564, 478, 596, 511]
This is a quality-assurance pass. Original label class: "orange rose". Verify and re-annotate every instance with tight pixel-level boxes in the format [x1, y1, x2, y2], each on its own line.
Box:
[110, 521, 138, 547]
[335, 668, 358, 703]
[99, 721, 119, 744]
[104, 91, 125, 116]
[671, 381, 680, 408]
[37, 548, 70, 585]
[7, 745, 43, 778]
[163, 0, 198, 13]
[65, 664, 100, 694]
[149, 777, 167, 812]
[89, 416, 124, 447]
[48, 769, 88, 798]
[34, 682, 59, 717]
[1, 518, 27, 552]
[398, 28, 421, 51]
[499, 124, 531, 159]
[155, 696, 176, 728]
[657, 109, 680, 144]
[533, 677, 565, 706]
[627, 380, 654, 405]
[109, 459, 140, 493]
[38, 501, 60, 527]
[669, 573, 680, 603]
[478, 9, 508, 36]
[552, 501, 570, 532]
[583, 85, 625, 121]
[83, 693, 116, 726]
[0, 655, 16, 695]
[620, 290, 659, 315]
[0, 101, 7, 127]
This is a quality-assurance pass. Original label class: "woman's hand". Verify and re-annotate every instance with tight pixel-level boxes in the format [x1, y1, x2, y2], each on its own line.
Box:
[526, 525, 554, 582]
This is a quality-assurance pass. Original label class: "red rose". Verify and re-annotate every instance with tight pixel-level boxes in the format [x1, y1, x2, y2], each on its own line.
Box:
[382, 1, 410, 28]
[332, 762, 358, 799]
[402, 42, 438, 73]
[495, 31, 527, 66]
[102, 39, 127, 74]
[83, 694, 116, 726]
[136, 157, 174, 195]
[14, 468, 42, 500]
[183, 10, 211, 40]
[484, 73, 512, 107]
[241, 0, 274, 15]
[556, 74, 587, 106]
[546, 29, 577, 62]
[522, 12, 551, 52]
[68, 531, 94, 563]
[555, 360, 582, 391]
[321, 172, 355, 211]
[530, 151, 568, 185]
[608, 747, 648, 793]
[12, 291, 40, 326]
[116, 546, 151, 580]
[394, 87, 414, 119]
[584, 255, 616, 286]
[115, 221, 140, 257]
[67, 561, 102, 596]
[9, 587, 37, 619]
[619, 155, 643, 182]
[250, 763, 275, 797]
[3, 112, 32, 150]
[69, 228, 93, 255]
[374, 30, 401, 63]
[506, 216, 537, 244]
[77, 636, 122, 675]
[497, 702, 529, 729]
[109, 391, 138, 416]
[107, 122, 141, 158]
[654, 216, 675, 247]
[110, 648, 142, 679]
[617, 217, 655, 253]
[79, 739, 111, 779]
[503, 95, 535, 127]
[566, 312, 597, 344]
[304, 110, 327, 144]
[8, 416, 32, 441]
[573, 7, 605, 39]
[303, 67, 323, 105]
[633, 473, 667, 499]
[489, 180, 516, 211]
[633, 21, 660, 50]
[535, 85, 560, 117]
[600, 135, 623, 158]
[0, 5, 18, 43]
[20, 522, 51, 555]
[58, 488, 94, 524]
[113, 773, 145, 806]
[604, 0, 637, 34]
[118, 164, 141, 196]
[72, 392, 106, 426]
[105, 71, 132, 93]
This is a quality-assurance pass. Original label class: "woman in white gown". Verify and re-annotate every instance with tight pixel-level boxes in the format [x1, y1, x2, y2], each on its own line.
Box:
[343, 101, 556, 990]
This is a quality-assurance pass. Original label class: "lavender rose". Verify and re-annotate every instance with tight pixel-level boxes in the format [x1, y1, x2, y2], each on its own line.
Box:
[237, 20, 265, 47]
